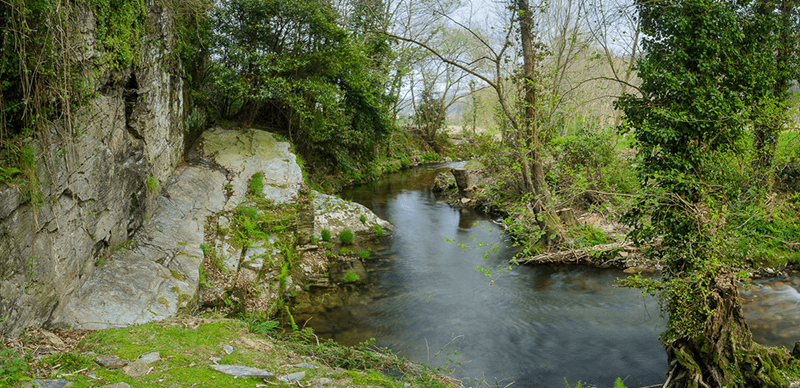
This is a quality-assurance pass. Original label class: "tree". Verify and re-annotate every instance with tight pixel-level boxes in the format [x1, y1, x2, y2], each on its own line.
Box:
[385, 0, 566, 246]
[617, 0, 795, 385]
[209, 0, 393, 172]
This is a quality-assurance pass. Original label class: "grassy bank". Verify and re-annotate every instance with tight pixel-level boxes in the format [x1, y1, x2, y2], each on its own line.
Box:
[0, 316, 456, 387]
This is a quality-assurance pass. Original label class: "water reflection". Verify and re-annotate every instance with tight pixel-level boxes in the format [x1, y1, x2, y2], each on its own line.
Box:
[308, 164, 667, 388]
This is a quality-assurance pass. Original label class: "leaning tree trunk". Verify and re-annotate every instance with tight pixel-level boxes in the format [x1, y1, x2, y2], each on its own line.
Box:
[664, 267, 790, 388]
[517, 0, 565, 247]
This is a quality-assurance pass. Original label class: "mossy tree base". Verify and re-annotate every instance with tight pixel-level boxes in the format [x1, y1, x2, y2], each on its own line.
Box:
[664, 267, 791, 388]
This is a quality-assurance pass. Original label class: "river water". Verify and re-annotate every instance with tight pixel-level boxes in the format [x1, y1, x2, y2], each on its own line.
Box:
[306, 163, 668, 387]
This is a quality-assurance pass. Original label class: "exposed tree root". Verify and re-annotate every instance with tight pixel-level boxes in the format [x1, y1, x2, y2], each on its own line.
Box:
[662, 267, 792, 388]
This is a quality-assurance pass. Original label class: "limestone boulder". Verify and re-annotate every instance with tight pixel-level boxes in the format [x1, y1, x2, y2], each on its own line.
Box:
[314, 194, 392, 241]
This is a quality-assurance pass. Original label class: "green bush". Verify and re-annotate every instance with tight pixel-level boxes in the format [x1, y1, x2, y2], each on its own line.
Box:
[359, 214, 367, 223]
[357, 249, 370, 259]
[321, 229, 332, 241]
[338, 229, 355, 245]
[210, 0, 393, 172]
[343, 270, 360, 283]
[373, 224, 384, 237]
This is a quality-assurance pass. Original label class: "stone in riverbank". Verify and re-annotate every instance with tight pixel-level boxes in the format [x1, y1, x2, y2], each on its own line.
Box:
[314, 193, 392, 240]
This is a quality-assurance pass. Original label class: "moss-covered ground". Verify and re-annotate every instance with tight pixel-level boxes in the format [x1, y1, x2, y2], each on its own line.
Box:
[1, 317, 456, 387]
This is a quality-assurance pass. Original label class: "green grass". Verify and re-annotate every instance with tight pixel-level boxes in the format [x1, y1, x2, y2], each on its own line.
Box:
[343, 270, 360, 283]
[338, 229, 355, 245]
[146, 176, 160, 193]
[8, 317, 454, 388]
[320, 229, 332, 241]
[249, 172, 264, 196]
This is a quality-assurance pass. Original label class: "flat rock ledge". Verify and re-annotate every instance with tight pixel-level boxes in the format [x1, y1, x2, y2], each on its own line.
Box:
[48, 127, 390, 330]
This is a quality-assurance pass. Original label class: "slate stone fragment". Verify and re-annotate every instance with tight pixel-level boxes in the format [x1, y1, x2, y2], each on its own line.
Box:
[210, 364, 274, 379]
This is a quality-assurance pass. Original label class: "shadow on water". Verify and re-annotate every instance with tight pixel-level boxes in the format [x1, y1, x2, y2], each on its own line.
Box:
[308, 163, 668, 388]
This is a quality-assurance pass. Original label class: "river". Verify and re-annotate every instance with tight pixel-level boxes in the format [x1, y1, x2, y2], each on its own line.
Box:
[306, 163, 668, 387]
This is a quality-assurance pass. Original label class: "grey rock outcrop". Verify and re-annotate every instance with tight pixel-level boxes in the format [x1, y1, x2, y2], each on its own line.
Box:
[49, 165, 226, 330]
[0, 1, 186, 335]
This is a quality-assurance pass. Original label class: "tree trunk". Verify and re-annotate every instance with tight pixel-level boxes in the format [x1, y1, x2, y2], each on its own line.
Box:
[518, 0, 565, 246]
[664, 267, 790, 388]
[451, 168, 473, 199]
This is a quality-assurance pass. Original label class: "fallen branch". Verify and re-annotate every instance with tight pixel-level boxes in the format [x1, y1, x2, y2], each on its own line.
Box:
[512, 241, 636, 267]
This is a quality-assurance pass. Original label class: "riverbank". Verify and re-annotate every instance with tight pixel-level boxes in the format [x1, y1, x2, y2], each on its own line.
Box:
[0, 317, 457, 388]
[0, 128, 461, 387]
[430, 153, 800, 280]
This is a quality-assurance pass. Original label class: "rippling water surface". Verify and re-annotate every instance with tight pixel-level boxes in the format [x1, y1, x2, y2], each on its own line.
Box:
[307, 163, 668, 387]
[742, 276, 800, 349]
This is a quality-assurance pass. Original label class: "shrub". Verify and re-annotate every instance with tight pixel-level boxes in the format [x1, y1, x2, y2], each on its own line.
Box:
[338, 229, 355, 245]
[343, 270, 360, 283]
[373, 224, 384, 237]
[357, 249, 370, 259]
[359, 214, 367, 223]
[320, 229, 332, 241]
[339, 248, 353, 255]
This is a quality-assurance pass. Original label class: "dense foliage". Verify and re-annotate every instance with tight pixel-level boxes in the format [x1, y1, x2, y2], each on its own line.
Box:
[209, 0, 395, 172]
[617, 0, 800, 385]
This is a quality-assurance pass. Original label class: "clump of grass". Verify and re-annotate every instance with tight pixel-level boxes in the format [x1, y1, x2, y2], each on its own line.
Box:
[359, 214, 367, 223]
[200, 243, 212, 257]
[339, 248, 353, 256]
[343, 270, 360, 283]
[249, 172, 264, 196]
[240, 206, 259, 219]
[241, 311, 279, 335]
[146, 176, 159, 193]
[320, 229, 332, 241]
[0, 349, 29, 385]
[357, 249, 370, 259]
[373, 224, 384, 237]
[338, 229, 355, 245]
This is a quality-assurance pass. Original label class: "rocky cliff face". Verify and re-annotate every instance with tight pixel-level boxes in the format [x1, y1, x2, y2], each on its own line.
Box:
[0, 1, 186, 334]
